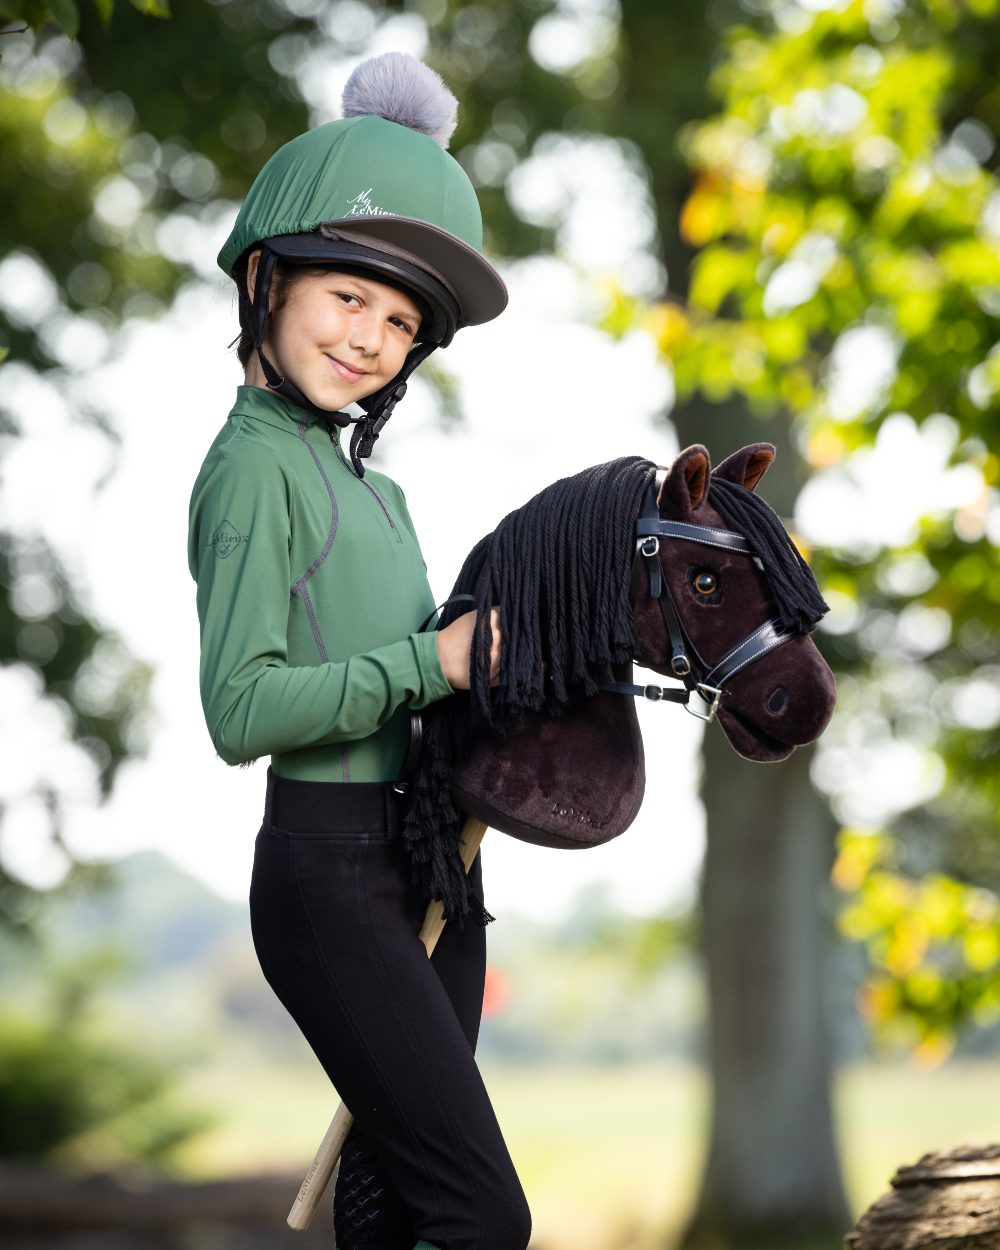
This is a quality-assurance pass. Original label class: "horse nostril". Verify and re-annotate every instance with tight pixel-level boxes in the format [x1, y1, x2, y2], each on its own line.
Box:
[767, 687, 787, 714]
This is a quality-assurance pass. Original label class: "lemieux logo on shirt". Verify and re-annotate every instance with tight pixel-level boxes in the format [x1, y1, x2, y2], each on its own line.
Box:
[207, 519, 250, 558]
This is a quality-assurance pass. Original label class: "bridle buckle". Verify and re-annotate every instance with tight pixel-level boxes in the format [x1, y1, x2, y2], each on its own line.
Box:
[642, 684, 664, 701]
[639, 536, 660, 557]
[686, 683, 723, 723]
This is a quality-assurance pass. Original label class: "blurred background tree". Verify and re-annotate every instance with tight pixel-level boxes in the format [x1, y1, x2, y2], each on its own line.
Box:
[616, 2, 1000, 1242]
[643, 0, 1000, 1055]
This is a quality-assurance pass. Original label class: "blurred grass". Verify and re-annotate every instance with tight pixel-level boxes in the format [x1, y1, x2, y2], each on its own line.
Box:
[168, 1050, 1000, 1250]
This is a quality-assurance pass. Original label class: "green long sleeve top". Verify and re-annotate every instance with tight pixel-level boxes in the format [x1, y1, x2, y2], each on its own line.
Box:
[187, 384, 454, 782]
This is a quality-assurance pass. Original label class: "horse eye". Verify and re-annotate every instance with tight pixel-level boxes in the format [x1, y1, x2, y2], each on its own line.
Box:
[693, 570, 718, 596]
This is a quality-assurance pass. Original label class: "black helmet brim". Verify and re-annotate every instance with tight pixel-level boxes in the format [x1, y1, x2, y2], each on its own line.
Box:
[262, 231, 462, 346]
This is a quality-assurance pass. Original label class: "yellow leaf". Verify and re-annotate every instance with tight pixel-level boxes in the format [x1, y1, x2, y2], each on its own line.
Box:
[806, 427, 847, 468]
[885, 918, 929, 977]
[912, 1030, 954, 1071]
[681, 175, 726, 247]
[643, 303, 689, 354]
[963, 926, 1000, 972]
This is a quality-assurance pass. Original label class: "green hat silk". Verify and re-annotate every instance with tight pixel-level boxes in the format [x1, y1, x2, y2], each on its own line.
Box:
[217, 114, 484, 277]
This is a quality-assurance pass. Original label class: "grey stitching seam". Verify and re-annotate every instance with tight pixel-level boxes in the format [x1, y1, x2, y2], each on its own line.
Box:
[682, 536, 749, 553]
[707, 621, 788, 684]
[341, 747, 351, 782]
[331, 439, 402, 542]
[649, 522, 753, 551]
[297, 423, 341, 580]
[726, 627, 791, 680]
[363, 480, 399, 536]
[291, 422, 339, 663]
[665, 534, 753, 553]
[295, 583, 329, 663]
[706, 621, 774, 682]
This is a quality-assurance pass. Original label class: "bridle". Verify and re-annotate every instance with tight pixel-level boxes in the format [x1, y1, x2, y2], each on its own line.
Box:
[602, 472, 797, 724]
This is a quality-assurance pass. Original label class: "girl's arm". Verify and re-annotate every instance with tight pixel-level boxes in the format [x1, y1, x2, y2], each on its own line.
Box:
[188, 443, 453, 767]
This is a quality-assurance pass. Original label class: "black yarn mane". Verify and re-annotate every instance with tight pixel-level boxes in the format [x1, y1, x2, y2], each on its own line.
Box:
[707, 476, 829, 634]
[402, 456, 656, 928]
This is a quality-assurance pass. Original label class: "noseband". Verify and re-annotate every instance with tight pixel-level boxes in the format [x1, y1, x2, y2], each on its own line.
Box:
[603, 476, 798, 724]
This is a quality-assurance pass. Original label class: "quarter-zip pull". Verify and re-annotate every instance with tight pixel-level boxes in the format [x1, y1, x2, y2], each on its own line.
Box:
[329, 427, 402, 542]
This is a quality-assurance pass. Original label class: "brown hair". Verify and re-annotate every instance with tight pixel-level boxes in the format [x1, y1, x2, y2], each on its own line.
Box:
[231, 250, 334, 369]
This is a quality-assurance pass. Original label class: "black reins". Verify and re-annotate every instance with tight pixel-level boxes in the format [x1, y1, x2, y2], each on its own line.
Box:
[602, 475, 796, 724]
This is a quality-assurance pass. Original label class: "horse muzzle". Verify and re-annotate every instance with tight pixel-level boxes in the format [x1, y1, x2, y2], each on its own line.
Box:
[714, 634, 837, 762]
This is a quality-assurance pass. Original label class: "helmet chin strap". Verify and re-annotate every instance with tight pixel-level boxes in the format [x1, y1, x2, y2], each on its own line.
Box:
[348, 339, 437, 474]
[251, 243, 438, 477]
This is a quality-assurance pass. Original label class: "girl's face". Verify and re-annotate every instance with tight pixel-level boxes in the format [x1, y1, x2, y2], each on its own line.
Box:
[246, 252, 423, 410]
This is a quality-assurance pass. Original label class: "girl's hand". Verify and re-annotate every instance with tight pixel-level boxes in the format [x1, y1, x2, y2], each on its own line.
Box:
[435, 607, 502, 691]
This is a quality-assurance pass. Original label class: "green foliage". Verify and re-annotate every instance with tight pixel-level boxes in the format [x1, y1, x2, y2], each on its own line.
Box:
[0, 946, 214, 1165]
[631, 0, 1000, 1046]
[0, 0, 169, 39]
[833, 827, 1000, 1063]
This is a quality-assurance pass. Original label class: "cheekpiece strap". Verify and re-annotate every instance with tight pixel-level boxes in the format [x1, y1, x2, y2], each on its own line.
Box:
[600, 480, 793, 726]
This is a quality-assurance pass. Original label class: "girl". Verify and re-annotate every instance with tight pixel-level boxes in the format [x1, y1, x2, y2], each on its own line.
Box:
[187, 53, 530, 1250]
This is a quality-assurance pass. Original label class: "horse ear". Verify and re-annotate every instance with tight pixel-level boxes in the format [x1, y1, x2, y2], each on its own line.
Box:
[657, 445, 711, 516]
[713, 443, 775, 491]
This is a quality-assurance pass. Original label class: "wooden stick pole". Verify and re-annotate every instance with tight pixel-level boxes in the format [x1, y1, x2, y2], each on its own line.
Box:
[287, 817, 489, 1232]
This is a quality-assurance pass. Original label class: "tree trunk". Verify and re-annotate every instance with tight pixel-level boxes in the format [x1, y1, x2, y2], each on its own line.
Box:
[678, 732, 851, 1249]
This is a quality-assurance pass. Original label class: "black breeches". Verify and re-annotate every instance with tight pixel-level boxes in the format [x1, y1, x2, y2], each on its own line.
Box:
[248, 768, 531, 1250]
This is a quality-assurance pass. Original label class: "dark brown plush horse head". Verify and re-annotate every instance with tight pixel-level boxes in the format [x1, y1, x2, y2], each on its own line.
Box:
[402, 447, 836, 927]
[634, 441, 836, 763]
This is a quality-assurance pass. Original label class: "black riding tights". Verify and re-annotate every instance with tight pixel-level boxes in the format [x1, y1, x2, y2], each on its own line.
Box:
[248, 768, 531, 1250]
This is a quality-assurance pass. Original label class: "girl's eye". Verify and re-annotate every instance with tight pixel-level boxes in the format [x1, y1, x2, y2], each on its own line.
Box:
[337, 292, 360, 306]
[692, 570, 718, 596]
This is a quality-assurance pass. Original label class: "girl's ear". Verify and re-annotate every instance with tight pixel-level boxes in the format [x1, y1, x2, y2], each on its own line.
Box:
[713, 443, 776, 491]
[657, 445, 711, 517]
[246, 248, 262, 304]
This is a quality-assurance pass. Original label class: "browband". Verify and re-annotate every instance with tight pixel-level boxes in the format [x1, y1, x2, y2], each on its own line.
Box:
[634, 518, 754, 554]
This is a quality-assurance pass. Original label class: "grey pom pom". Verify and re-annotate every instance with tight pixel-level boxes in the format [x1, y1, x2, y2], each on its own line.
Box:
[342, 52, 458, 149]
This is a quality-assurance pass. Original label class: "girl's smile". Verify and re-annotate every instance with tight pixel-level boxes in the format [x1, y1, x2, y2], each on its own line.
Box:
[326, 353, 370, 383]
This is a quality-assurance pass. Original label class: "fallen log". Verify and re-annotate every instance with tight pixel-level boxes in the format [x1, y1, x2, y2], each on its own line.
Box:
[0, 1161, 336, 1248]
[844, 1144, 1000, 1250]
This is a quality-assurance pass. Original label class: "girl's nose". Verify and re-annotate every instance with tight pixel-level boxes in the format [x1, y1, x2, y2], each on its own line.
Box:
[350, 314, 383, 357]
